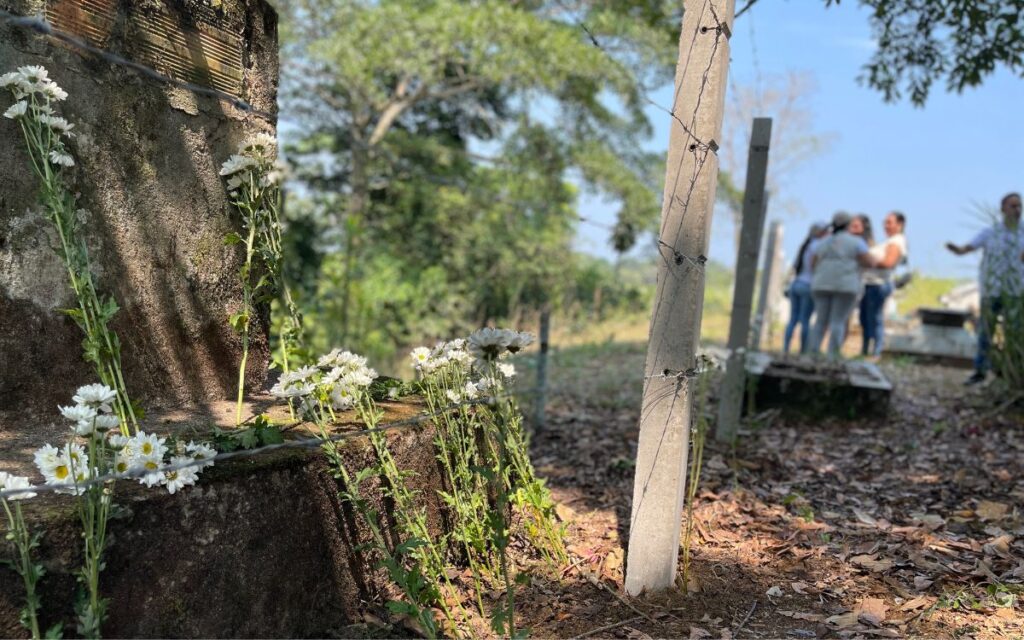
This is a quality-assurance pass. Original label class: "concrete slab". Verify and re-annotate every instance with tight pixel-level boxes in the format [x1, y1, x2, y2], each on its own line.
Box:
[743, 353, 892, 418]
[886, 325, 975, 366]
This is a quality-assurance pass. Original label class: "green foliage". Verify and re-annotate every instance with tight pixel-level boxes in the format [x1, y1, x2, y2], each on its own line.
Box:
[278, 0, 679, 360]
[820, 0, 1024, 105]
[209, 416, 285, 452]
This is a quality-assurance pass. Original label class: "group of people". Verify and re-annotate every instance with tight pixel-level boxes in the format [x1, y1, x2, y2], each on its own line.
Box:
[783, 211, 908, 359]
[782, 191, 1024, 385]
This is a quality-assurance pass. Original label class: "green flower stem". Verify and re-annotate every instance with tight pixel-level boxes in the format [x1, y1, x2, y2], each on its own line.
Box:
[14, 94, 137, 434]
[2, 500, 42, 640]
[235, 213, 258, 426]
[70, 431, 113, 639]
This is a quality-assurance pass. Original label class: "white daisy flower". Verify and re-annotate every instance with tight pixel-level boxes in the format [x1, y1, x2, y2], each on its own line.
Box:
[410, 346, 432, 369]
[271, 381, 314, 399]
[219, 153, 257, 176]
[92, 414, 120, 431]
[17, 65, 49, 84]
[37, 443, 90, 494]
[445, 389, 462, 403]
[185, 441, 216, 471]
[292, 365, 320, 380]
[108, 433, 130, 448]
[132, 432, 167, 461]
[497, 363, 516, 379]
[48, 150, 74, 167]
[321, 366, 345, 386]
[244, 132, 277, 152]
[506, 331, 534, 354]
[162, 457, 199, 494]
[40, 80, 68, 101]
[330, 385, 356, 410]
[38, 114, 73, 133]
[0, 472, 36, 501]
[60, 403, 97, 425]
[3, 100, 27, 119]
[113, 452, 134, 476]
[468, 327, 511, 362]
[0, 71, 25, 88]
[345, 368, 375, 388]
[136, 453, 165, 486]
[73, 383, 118, 412]
[33, 444, 61, 472]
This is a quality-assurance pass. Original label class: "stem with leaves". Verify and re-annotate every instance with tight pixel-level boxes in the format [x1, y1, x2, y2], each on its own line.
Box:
[4, 68, 137, 434]
[222, 137, 304, 425]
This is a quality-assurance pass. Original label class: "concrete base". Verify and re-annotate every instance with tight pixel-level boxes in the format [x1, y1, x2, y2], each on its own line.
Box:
[886, 324, 975, 366]
[744, 353, 892, 418]
[0, 398, 449, 638]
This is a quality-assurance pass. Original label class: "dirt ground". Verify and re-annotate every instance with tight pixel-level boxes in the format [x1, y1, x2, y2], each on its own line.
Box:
[510, 353, 1023, 639]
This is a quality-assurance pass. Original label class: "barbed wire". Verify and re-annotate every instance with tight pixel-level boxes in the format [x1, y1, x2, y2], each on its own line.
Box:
[0, 385, 546, 500]
[0, 8, 276, 122]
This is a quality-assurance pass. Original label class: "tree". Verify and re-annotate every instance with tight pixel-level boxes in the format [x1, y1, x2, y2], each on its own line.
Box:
[720, 70, 836, 246]
[737, 0, 1024, 105]
[277, 0, 681, 354]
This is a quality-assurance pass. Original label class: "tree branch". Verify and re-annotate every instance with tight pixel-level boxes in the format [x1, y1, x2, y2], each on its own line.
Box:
[735, 0, 761, 20]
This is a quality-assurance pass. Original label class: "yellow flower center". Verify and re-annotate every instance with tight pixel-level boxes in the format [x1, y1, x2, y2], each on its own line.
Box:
[142, 443, 153, 455]
[144, 460, 159, 471]
[55, 465, 69, 480]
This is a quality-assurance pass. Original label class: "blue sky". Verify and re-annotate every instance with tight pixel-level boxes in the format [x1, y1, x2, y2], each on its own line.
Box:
[575, 0, 1024, 280]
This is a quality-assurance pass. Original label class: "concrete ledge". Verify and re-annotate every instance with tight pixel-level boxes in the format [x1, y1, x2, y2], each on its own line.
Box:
[745, 353, 892, 419]
[0, 399, 448, 638]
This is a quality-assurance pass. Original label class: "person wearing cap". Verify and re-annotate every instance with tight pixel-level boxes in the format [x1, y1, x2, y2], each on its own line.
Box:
[809, 212, 879, 358]
[859, 212, 909, 358]
[946, 192, 1024, 384]
[784, 221, 830, 354]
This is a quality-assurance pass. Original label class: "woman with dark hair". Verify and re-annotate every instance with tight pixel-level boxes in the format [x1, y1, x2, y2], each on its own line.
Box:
[860, 212, 908, 357]
[854, 213, 875, 246]
[810, 212, 879, 358]
[784, 221, 829, 354]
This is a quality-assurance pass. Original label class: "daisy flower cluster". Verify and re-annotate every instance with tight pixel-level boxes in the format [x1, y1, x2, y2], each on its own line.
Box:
[31, 384, 216, 495]
[410, 329, 529, 405]
[409, 338, 474, 375]
[219, 132, 287, 193]
[270, 348, 378, 415]
[1, 66, 75, 168]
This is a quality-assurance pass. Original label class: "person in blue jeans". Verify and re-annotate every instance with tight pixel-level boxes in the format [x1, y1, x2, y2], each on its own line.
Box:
[784, 222, 829, 354]
[810, 213, 878, 359]
[947, 192, 1024, 384]
[859, 212, 908, 356]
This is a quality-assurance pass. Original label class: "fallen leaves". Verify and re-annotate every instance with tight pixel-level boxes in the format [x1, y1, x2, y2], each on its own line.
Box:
[851, 554, 895, 573]
[975, 500, 1010, 521]
[521, 360, 1024, 640]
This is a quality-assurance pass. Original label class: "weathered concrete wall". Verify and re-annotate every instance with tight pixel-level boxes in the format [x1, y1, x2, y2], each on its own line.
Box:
[0, 0, 278, 414]
[0, 413, 449, 638]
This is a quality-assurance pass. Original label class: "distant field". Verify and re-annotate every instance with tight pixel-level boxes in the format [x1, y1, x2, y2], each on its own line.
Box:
[892, 273, 967, 314]
[546, 269, 966, 357]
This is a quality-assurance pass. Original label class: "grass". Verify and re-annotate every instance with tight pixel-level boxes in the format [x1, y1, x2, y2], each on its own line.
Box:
[893, 273, 967, 315]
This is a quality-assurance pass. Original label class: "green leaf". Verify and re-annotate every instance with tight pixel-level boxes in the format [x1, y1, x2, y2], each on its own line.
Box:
[224, 232, 243, 245]
[228, 312, 249, 333]
[258, 425, 284, 445]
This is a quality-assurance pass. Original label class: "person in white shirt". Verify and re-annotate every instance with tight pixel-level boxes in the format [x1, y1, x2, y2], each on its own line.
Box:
[810, 212, 879, 359]
[783, 221, 830, 354]
[859, 212, 908, 357]
[946, 192, 1024, 384]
